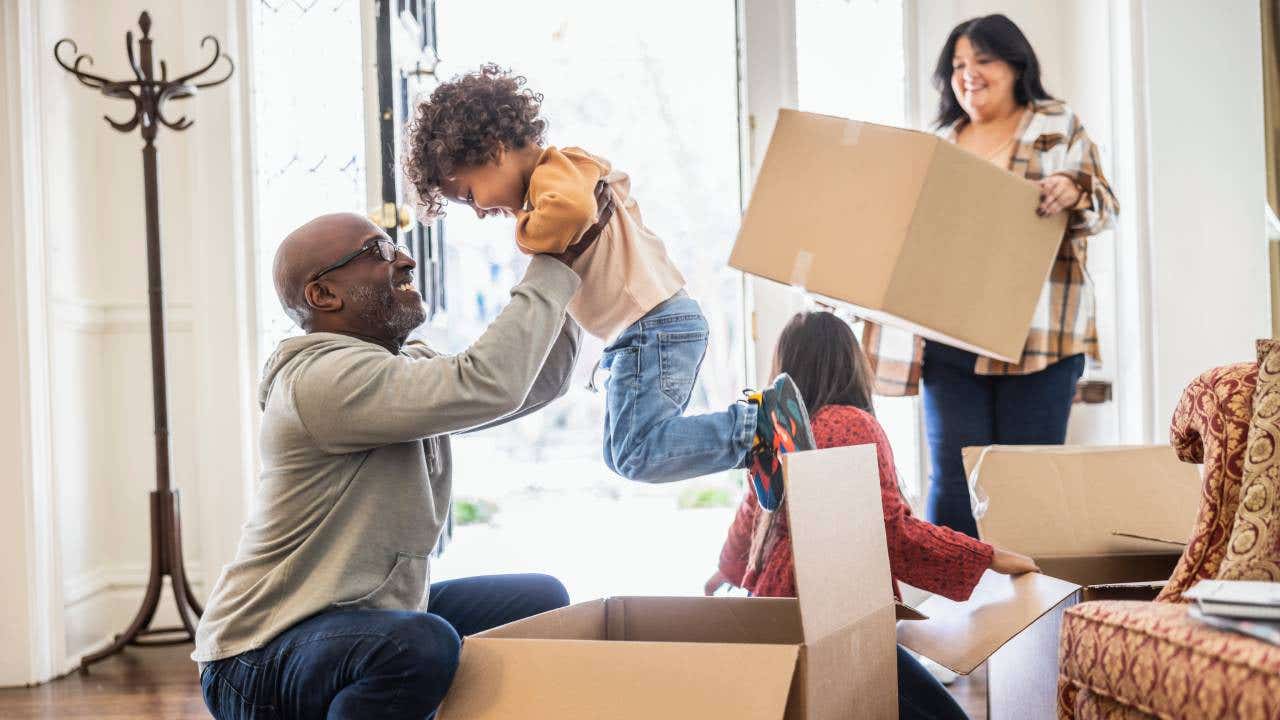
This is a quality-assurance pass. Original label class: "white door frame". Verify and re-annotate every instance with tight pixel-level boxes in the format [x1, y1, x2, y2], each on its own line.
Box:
[0, 0, 65, 687]
[738, 0, 806, 386]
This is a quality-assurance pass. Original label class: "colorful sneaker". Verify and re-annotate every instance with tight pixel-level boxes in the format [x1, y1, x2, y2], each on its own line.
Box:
[747, 373, 816, 511]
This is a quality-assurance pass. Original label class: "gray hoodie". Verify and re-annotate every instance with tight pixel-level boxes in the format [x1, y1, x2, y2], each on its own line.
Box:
[193, 256, 581, 663]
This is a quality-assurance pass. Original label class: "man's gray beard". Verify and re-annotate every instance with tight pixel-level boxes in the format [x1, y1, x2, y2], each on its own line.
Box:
[349, 283, 426, 338]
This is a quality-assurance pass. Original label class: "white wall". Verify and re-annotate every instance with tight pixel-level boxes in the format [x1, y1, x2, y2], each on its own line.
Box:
[1142, 0, 1270, 427]
[0, 0, 257, 682]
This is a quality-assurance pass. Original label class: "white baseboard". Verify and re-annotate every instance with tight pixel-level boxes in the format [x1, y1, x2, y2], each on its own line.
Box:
[62, 564, 205, 675]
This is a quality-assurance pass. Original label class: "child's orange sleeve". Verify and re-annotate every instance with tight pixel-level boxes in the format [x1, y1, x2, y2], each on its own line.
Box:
[515, 148, 603, 254]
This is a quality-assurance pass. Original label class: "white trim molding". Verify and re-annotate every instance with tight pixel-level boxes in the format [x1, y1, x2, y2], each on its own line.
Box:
[49, 298, 195, 334]
[0, 0, 66, 688]
[64, 563, 205, 609]
[740, 0, 806, 387]
[62, 564, 206, 673]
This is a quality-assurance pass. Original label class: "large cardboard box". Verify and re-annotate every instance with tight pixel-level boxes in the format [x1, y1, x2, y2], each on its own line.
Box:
[729, 109, 1068, 362]
[966, 444, 1200, 585]
[440, 444, 1088, 719]
[438, 445, 902, 720]
[953, 445, 1200, 720]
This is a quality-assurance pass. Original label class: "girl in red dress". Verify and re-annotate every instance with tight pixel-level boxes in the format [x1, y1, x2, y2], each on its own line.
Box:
[708, 311, 1039, 719]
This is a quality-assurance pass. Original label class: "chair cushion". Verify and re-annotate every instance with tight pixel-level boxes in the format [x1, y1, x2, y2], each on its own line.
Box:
[1063, 686, 1159, 720]
[1219, 339, 1280, 580]
[1059, 601, 1280, 720]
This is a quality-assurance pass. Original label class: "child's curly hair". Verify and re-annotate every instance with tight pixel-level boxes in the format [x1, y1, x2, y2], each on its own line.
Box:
[404, 64, 547, 218]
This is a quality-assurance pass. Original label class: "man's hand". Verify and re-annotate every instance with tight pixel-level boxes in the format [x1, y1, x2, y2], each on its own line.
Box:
[704, 570, 730, 596]
[990, 546, 1040, 575]
[548, 180, 613, 266]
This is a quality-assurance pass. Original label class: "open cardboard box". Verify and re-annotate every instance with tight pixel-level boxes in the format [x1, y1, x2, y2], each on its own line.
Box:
[438, 444, 902, 719]
[440, 444, 1104, 719]
[914, 444, 1203, 720]
[729, 109, 1067, 362]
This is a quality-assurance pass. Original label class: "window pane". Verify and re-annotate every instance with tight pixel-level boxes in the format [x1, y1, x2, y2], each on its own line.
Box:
[251, 0, 369, 369]
[426, 1, 744, 599]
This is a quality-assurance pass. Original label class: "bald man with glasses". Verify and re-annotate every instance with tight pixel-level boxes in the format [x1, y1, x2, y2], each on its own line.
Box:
[194, 212, 582, 719]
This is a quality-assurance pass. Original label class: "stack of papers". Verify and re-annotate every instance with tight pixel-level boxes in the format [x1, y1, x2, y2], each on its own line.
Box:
[1188, 606, 1280, 646]
[1185, 580, 1280, 621]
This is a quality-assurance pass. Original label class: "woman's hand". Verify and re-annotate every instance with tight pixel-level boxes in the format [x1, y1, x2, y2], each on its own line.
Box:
[704, 570, 731, 596]
[1037, 174, 1083, 216]
[990, 546, 1040, 575]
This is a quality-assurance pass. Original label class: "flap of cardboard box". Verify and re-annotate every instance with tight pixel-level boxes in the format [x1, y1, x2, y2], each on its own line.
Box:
[838, 303, 1028, 363]
[1034, 554, 1182, 586]
[1110, 531, 1186, 547]
[964, 445, 1201, 558]
[895, 570, 1080, 675]
[785, 444, 897, 643]
[440, 638, 799, 720]
[476, 597, 606, 640]
[603, 596, 804, 645]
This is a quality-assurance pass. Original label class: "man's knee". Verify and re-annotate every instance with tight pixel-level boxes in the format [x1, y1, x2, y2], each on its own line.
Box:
[381, 612, 461, 683]
[518, 574, 570, 615]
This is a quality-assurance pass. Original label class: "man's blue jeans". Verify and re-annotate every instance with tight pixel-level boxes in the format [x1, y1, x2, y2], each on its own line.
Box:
[601, 292, 755, 483]
[921, 340, 1085, 538]
[199, 574, 569, 719]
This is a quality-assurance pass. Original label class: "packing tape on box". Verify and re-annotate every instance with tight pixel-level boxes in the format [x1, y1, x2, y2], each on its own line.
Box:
[789, 250, 814, 293]
[841, 120, 863, 146]
[967, 446, 993, 520]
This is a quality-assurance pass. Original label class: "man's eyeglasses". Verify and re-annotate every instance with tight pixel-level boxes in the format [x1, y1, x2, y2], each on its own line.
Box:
[310, 238, 410, 281]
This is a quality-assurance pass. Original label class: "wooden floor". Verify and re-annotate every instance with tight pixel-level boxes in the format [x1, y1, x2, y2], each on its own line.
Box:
[0, 643, 987, 719]
[0, 645, 208, 719]
[953, 665, 988, 719]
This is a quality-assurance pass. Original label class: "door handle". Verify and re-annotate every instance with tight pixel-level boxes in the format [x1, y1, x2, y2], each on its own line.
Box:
[369, 202, 415, 232]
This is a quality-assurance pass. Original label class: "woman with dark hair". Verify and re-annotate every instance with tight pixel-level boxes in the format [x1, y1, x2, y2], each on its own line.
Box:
[863, 14, 1119, 538]
[708, 311, 1038, 720]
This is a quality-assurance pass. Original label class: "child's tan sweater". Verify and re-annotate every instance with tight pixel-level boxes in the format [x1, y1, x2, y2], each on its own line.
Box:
[517, 146, 685, 341]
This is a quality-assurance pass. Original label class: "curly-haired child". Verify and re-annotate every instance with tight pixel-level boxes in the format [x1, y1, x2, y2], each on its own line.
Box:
[404, 64, 811, 505]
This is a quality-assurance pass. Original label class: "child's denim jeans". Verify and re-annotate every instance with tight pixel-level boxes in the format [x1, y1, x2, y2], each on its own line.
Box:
[600, 292, 756, 482]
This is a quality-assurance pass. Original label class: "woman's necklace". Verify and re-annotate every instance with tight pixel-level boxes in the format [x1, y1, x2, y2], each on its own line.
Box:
[983, 133, 1018, 162]
[965, 108, 1027, 162]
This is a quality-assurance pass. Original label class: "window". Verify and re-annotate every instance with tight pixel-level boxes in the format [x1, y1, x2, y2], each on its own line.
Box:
[250, 0, 370, 369]
[424, 0, 745, 599]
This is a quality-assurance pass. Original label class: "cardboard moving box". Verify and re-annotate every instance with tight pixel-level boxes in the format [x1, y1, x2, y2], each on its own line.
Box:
[441, 444, 1098, 719]
[896, 570, 1080, 677]
[438, 444, 902, 720]
[729, 109, 1067, 362]
[949, 445, 1202, 720]
[965, 444, 1201, 585]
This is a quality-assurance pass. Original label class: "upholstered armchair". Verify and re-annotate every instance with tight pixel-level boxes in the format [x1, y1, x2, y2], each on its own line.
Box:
[1057, 343, 1280, 719]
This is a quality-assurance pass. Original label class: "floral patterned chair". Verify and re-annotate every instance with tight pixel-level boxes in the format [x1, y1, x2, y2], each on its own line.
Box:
[1057, 341, 1280, 719]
